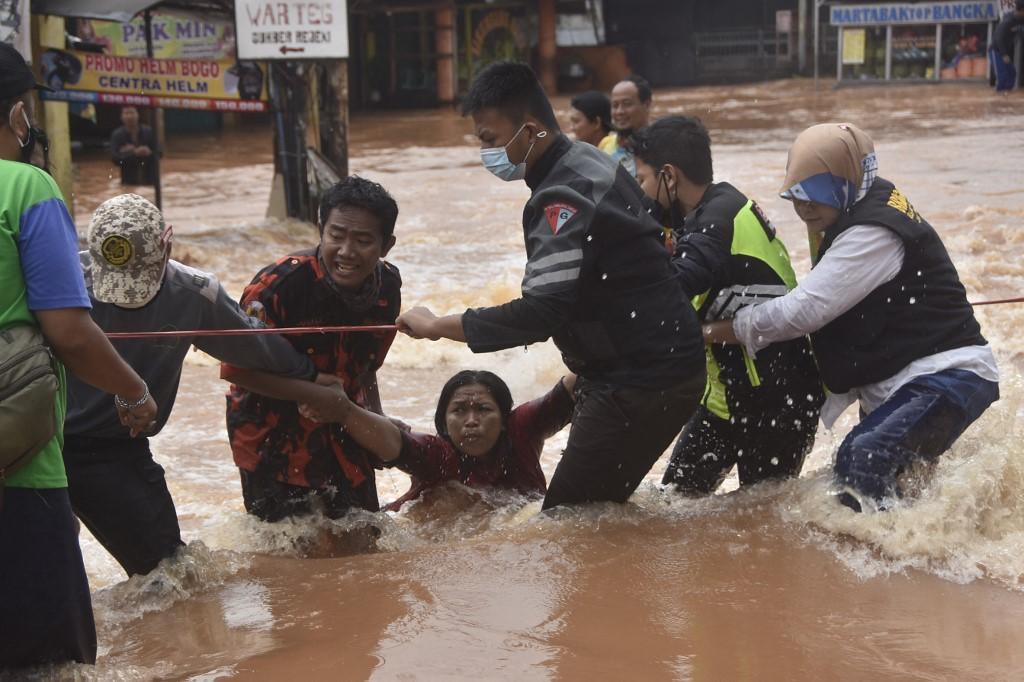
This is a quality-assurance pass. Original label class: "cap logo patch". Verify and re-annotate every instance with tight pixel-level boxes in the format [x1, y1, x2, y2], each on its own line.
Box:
[544, 203, 577, 234]
[101, 235, 133, 267]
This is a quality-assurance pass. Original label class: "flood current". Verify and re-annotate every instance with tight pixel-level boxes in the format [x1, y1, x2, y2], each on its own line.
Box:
[16, 79, 1024, 680]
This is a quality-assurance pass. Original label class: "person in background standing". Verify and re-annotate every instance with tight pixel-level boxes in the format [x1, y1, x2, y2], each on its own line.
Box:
[992, 0, 1024, 91]
[599, 74, 652, 178]
[568, 91, 611, 147]
[110, 106, 158, 186]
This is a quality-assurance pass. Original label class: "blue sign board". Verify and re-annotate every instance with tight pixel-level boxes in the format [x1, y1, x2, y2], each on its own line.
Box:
[830, 1, 1001, 25]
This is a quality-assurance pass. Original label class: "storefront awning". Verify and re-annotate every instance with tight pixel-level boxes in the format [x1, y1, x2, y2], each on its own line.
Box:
[30, 0, 160, 22]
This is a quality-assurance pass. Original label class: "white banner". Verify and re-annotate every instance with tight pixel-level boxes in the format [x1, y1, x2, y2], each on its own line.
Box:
[0, 0, 31, 62]
[235, 0, 348, 60]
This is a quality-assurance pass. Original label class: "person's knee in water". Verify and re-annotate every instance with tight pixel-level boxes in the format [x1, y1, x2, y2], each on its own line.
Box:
[701, 122, 999, 512]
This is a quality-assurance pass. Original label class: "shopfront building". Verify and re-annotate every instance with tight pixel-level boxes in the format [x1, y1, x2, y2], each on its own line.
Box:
[831, 1, 1004, 82]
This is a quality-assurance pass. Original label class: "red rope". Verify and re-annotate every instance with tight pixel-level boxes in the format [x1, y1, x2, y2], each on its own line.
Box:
[105, 324, 399, 339]
[970, 297, 1024, 307]
[103, 296, 1024, 340]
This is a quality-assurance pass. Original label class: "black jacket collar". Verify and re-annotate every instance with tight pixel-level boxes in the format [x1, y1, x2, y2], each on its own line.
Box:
[525, 134, 571, 192]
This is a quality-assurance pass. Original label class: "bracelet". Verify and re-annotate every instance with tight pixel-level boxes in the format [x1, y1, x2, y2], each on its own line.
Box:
[114, 385, 150, 411]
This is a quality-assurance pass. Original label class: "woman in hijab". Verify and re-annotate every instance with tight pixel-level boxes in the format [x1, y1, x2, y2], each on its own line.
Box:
[703, 122, 999, 512]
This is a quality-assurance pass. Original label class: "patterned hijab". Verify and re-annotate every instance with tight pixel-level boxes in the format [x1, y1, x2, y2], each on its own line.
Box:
[780, 123, 878, 212]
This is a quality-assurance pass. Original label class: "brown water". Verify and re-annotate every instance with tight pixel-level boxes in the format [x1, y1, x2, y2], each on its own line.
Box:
[19, 79, 1024, 681]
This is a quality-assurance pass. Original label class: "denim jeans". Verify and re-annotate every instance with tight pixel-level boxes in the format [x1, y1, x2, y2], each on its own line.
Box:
[835, 369, 999, 509]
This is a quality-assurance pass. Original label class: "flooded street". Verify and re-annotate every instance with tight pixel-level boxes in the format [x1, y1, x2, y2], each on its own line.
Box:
[25, 78, 1024, 680]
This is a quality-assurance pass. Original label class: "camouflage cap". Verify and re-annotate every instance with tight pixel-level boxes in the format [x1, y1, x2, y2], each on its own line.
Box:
[88, 194, 168, 306]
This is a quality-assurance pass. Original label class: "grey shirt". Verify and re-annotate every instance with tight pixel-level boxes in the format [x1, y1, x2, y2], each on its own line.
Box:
[66, 256, 316, 439]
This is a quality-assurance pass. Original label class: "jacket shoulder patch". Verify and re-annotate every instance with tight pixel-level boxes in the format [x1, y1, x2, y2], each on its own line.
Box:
[544, 203, 577, 234]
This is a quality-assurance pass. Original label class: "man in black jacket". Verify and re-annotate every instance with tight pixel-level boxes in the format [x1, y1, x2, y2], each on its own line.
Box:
[397, 61, 706, 510]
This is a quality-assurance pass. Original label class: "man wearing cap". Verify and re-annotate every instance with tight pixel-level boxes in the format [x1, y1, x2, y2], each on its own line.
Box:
[64, 193, 349, 577]
[0, 44, 157, 668]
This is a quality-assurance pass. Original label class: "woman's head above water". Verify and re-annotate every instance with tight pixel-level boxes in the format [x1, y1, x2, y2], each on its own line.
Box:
[780, 122, 878, 232]
[435, 370, 514, 458]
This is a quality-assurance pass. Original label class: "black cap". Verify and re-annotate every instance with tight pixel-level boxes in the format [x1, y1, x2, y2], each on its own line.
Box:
[0, 43, 49, 99]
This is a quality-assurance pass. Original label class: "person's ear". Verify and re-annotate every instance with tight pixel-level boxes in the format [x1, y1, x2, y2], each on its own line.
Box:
[662, 164, 679, 195]
[380, 234, 396, 258]
[8, 100, 28, 142]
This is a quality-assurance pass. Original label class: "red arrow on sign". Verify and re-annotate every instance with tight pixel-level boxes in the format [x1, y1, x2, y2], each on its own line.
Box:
[279, 45, 306, 54]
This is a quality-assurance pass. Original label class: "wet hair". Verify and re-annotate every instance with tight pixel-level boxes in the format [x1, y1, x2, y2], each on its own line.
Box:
[318, 175, 399, 240]
[633, 116, 714, 186]
[619, 74, 652, 104]
[461, 61, 559, 129]
[434, 370, 514, 441]
[570, 91, 611, 135]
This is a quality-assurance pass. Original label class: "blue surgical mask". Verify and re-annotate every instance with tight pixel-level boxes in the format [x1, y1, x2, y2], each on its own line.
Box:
[480, 124, 546, 182]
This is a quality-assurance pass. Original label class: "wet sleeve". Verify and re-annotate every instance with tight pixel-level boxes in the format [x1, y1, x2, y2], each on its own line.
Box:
[463, 186, 592, 353]
[220, 271, 286, 380]
[18, 197, 91, 311]
[388, 430, 459, 483]
[673, 223, 732, 299]
[733, 224, 904, 355]
[196, 281, 315, 380]
[507, 381, 574, 452]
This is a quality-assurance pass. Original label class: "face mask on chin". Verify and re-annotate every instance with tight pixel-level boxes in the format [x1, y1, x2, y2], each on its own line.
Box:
[10, 108, 50, 171]
[480, 124, 547, 182]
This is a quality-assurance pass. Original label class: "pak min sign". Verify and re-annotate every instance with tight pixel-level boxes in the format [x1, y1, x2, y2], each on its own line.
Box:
[39, 50, 269, 113]
[830, 1, 1000, 25]
[236, 0, 348, 59]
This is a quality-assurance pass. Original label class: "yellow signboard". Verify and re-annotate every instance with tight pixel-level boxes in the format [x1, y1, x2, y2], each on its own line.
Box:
[40, 49, 268, 113]
[842, 28, 867, 65]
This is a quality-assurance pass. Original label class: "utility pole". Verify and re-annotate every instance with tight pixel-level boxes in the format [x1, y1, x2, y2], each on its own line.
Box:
[143, 10, 163, 210]
[32, 14, 73, 217]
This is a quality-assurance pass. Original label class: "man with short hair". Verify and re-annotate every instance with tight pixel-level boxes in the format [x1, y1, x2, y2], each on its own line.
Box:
[0, 43, 156, 669]
[398, 62, 706, 510]
[65, 193, 345, 577]
[633, 116, 823, 495]
[110, 105, 158, 186]
[224, 176, 403, 522]
[599, 74, 653, 178]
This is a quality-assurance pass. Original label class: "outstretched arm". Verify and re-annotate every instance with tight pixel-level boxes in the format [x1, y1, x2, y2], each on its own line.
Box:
[397, 307, 466, 342]
[305, 389, 404, 463]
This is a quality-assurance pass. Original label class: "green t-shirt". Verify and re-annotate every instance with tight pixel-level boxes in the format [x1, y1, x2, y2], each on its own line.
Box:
[1, 160, 88, 489]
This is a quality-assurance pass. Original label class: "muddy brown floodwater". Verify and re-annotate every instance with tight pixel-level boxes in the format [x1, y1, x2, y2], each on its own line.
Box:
[15, 79, 1024, 681]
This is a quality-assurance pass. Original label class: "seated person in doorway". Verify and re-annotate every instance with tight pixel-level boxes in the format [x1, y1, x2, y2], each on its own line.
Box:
[703, 122, 999, 512]
[311, 370, 576, 512]
[223, 176, 403, 522]
[599, 74, 652, 178]
[110, 106, 158, 187]
[568, 91, 611, 147]
[64, 193, 344, 577]
[632, 117, 823, 496]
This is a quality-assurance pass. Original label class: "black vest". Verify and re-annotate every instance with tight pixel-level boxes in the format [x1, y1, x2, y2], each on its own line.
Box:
[810, 178, 985, 393]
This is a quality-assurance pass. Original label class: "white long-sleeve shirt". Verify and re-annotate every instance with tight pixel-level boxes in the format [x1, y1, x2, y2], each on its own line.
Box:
[732, 224, 998, 427]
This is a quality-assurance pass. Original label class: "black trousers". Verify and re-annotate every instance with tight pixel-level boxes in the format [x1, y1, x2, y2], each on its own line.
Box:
[0, 487, 97, 668]
[63, 435, 184, 577]
[662, 403, 820, 495]
[543, 373, 705, 510]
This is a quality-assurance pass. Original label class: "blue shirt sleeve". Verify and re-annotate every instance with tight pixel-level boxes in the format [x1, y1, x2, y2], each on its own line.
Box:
[18, 197, 91, 311]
